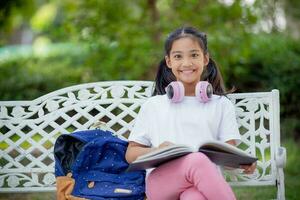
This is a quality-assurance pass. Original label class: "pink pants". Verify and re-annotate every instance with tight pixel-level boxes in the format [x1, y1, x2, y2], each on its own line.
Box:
[146, 152, 236, 200]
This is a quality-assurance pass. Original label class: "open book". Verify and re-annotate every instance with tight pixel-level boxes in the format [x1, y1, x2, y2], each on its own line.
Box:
[127, 140, 258, 172]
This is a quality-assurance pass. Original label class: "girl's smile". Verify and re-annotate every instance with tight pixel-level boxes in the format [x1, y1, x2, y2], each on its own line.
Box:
[179, 69, 196, 74]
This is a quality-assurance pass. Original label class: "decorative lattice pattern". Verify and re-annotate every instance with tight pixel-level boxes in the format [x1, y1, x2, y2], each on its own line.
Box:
[225, 92, 278, 186]
[0, 81, 280, 192]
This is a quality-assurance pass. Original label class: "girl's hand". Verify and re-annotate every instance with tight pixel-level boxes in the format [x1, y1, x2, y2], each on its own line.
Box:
[240, 162, 257, 174]
[158, 141, 175, 149]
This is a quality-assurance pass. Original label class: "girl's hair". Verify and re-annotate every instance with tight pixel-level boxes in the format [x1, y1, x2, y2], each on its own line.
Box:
[153, 26, 233, 96]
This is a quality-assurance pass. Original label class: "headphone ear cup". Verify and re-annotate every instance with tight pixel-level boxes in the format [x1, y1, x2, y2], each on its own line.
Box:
[195, 81, 213, 103]
[165, 81, 184, 103]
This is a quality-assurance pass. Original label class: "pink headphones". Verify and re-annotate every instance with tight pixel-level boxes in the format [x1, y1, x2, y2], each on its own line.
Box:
[165, 81, 213, 103]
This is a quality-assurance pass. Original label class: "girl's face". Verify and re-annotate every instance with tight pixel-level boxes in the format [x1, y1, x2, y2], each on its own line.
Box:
[165, 37, 209, 92]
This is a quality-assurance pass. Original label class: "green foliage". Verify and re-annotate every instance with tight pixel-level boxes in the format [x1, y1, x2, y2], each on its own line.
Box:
[0, 0, 35, 45]
[54, 0, 259, 82]
[30, 3, 57, 32]
[222, 33, 300, 139]
[0, 0, 300, 138]
[0, 43, 88, 100]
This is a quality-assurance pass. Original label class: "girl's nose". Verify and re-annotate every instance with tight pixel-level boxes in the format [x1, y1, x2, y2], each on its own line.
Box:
[182, 59, 192, 67]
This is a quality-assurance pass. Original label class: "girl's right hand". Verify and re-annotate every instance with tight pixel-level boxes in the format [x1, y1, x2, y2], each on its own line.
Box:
[158, 141, 175, 149]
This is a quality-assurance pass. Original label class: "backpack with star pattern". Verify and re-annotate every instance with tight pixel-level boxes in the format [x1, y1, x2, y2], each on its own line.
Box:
[54, 129, 145, 200]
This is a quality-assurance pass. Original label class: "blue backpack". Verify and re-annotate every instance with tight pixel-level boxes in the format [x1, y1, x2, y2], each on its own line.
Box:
[54, 129, 145, 200]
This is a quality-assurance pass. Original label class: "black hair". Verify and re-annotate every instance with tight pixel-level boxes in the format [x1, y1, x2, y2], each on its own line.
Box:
[153, 26, 233, 96]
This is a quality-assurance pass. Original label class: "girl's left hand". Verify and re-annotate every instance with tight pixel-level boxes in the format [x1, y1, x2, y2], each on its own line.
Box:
[158, 141, 175, 149]
[240, 162, 257, 174]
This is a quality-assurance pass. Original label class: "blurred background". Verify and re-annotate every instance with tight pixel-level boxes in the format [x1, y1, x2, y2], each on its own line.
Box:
[0, 0, 299, 199]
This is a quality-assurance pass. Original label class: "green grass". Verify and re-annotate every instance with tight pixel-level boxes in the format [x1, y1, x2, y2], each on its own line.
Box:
[234, 186, 277, 199]
[0, 193, 55, 200]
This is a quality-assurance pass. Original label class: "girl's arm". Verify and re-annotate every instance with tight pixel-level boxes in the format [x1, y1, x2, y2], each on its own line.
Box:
[125, 141, 174, 163]
[125, 141, 156, 163]
[225, 139, 236, 146]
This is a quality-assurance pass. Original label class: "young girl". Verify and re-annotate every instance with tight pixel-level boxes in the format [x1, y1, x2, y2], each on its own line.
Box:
[125, 27, 256, 200]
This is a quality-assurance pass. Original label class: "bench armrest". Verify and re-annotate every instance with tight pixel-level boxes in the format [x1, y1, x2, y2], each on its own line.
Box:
[275, 147, 287, 168]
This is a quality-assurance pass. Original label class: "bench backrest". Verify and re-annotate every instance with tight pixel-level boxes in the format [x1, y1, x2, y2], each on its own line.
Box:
[0, 81, 281, 192]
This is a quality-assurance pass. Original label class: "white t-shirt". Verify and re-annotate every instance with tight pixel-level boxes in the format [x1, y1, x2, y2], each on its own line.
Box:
[128, 94, 241, 149]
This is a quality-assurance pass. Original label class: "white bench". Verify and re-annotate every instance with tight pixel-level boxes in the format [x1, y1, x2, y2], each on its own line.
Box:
[0, 81, 286, 199]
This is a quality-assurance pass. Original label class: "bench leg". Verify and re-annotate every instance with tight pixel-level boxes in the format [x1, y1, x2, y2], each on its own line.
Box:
[275, 146, 286, 200]
[276, 168, 285, 200]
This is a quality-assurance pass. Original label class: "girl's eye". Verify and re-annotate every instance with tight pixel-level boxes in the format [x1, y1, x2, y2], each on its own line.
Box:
[173, 54, 182, 59]
[191, 53, 199, 58]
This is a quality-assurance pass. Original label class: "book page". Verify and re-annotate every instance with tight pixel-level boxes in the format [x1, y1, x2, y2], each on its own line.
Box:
[198, 140, 253, 157]
[136, 144, 192, 161]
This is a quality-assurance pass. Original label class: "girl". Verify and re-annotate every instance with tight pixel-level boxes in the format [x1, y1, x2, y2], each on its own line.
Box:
[125, 27, 256, 200]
